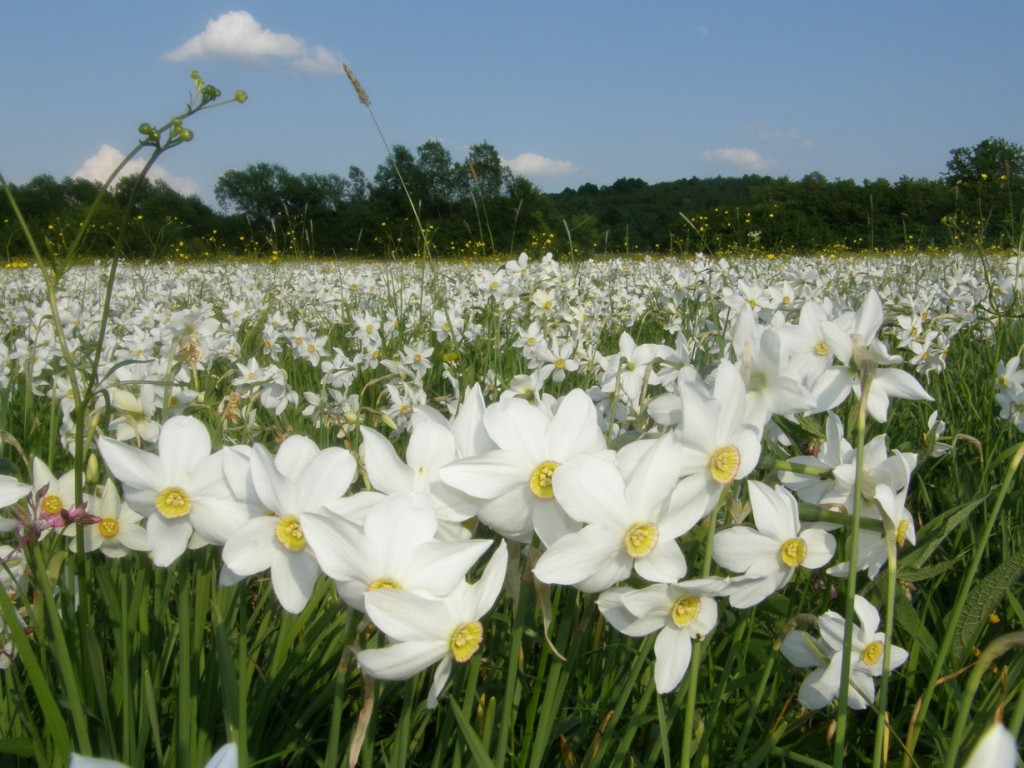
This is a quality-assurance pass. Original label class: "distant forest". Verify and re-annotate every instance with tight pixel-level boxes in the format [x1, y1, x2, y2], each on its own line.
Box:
[2, 137, 1021, 259]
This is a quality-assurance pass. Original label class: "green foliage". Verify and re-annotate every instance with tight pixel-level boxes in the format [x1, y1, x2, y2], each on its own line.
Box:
[7, 137, 1021, 262]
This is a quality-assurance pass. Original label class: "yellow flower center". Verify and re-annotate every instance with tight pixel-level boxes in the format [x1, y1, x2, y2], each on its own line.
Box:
[449, 620, 483, 663]
[41, 494, 64, 516]
[861, 640, 884, 666]
[896, 519, 909, 548]
[624, 522, 659, 558]
[155, 487, 191, 519]
[671, 595, 701, 628]
[275, 515, 306, 552]
[529, 460, 560, 499]
[709, 445, 741, 485]
[366, 577, 402, 592]
[814, 339, 830, 356]
[98, 519, 120, 539]
[780, 537, 807, 567]
[554, 358, 566, 369]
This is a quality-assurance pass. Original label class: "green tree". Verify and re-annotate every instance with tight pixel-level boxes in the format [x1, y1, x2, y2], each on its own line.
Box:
[415, 140, 458, 217]
[943, 137, 1024, 184]
[214, 163, 296, 223]
[943, 137, 1024, 246]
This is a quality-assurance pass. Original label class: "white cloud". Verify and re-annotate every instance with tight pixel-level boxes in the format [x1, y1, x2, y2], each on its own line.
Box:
[163, 11, 343, 74]
[73, 145, 200, 197]
[503, 152, 577, 177]
[757, 128, 817, 149]
[701, 148, 778, 172]
[292, 45, 346, 75]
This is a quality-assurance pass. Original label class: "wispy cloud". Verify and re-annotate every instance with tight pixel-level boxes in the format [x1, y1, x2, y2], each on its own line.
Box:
[503, 152, 577, 177]
[757, 128, 817, 149]
[701, 147, 778, 172]
[163, 11, 344, 74]
[74, 145, 200, 197]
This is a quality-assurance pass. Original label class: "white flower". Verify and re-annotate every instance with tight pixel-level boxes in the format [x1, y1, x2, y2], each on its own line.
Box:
[439, 389, 610, 545]
[360, 423, 476, 532]
[713, 481, 836, 608]
[533, 436, 696, 592]
[0, 474, 31, 510]
[671, 361, 763, 519]
[98, 416, 249, 566]
[64, 478, 150, 558]
[812, 290, 933, 421]
[598, 331, 673, 407]
[781, 595, 908, 710]
[963, 721, 1018, 768]
[220, 435, 357, 613]
[71, 743, 236, 768]
[357, 541, 508, 709]
[302, 493, 491, 612]
[597, 578, 725, 694]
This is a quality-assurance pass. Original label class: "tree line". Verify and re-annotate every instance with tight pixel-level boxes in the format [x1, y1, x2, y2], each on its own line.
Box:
[2, 137, 1021, 260]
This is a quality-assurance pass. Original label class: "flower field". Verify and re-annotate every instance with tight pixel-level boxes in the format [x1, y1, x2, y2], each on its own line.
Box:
[1, 250, 1023, 767]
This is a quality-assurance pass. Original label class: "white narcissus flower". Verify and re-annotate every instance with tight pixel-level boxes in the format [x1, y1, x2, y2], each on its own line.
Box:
[64, 478, 150, 558]
[811, 289, 933, 421]
[713, 481, 836, 608]
[963, 721, 1018, 768]
[439, 389, 610, 546]
[71, 743, 236, 768]
[533, 436, 696, 592]
[360, 422, 477, 534]
[598, 331, 674, 407]
[358, 540, 508, 709]
[0, 474, 31, 511]
[781, 594, 909, 710]
[98, 415, 250, 566]
[672, 361, 763, 520]
[302, 493, 491, 612]
[220, 435, 357, 614]
[32, 457, 95, 526]
[597, 578, 726, 694]
[776, 299, 836, 389]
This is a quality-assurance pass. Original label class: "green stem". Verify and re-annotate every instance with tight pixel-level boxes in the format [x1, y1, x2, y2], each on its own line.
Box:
[903, 441, 1024, 765]
[872, 530, 899, 766]
[682, 501, 720, 766]
[943, 632, 1024, 767]
[833, 363, 873, 767]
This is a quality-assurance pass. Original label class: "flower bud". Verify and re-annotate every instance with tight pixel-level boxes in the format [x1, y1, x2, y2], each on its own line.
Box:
[85, 454, 100, 484]
[235, 90, 248, 104]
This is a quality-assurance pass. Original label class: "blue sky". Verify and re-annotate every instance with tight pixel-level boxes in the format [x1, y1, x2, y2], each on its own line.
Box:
[2, 2, 1022, 207]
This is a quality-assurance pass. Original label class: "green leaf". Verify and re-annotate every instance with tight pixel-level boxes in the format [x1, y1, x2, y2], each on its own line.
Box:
[898, 552, 970, 583]
[950, 549, 1024, 665]
[449, 702, 496, 768]
[894, 596, 938, 662]
[898, 493, 989, 574]
[0, 589, 72, 761]
[0, 738, 38, 757]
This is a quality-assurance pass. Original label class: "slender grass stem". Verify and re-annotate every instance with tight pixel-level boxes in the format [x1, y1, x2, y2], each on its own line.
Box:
[833, 363, 873, 767]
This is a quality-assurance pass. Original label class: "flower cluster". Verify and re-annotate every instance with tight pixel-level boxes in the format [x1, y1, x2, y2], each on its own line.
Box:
[3, 251, 1019, 719]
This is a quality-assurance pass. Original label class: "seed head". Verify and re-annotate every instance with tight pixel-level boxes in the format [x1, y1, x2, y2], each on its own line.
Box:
[343, 62, 371, 107]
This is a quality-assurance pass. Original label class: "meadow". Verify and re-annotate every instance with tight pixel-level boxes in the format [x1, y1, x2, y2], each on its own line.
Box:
[2, 73, 1023, 768]
[0, 245, 1022, 767]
